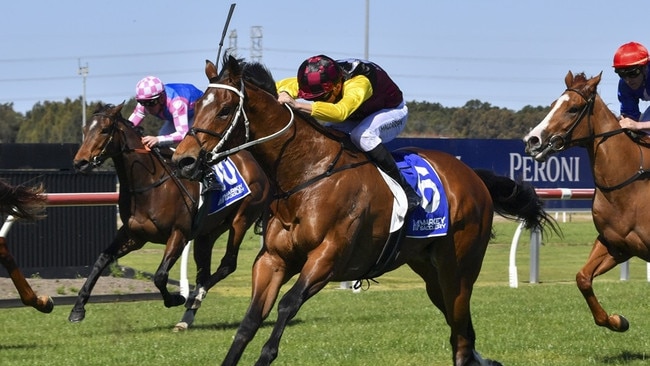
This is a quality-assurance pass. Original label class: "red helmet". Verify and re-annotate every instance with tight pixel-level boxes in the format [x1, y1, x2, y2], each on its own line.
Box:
[613, 42, 649, 68]
[297, 55, 342, 100]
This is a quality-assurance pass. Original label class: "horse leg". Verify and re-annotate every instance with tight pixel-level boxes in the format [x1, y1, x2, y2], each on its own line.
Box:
[174, 232, 222, 332]
[222, 249, 288, 366]
[154, 230, 188, 308]
[69, 227, 142, 322]
[254, 249, 339, 366]
[409, 236, 501, 366]
[0, 237, 53, 313]
[576, 238, 630, 332]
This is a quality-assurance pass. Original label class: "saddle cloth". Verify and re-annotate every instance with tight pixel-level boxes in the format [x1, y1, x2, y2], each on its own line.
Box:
[381, 151, 449, 238]
[203, 157, 251, 215]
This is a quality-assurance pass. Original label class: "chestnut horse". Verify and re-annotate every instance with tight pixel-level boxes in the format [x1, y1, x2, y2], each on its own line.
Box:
[173, 56, 555, 366]
[0, 180, 52, 313]
[71, 103, 270, 330]
[525, 71, 650, 333]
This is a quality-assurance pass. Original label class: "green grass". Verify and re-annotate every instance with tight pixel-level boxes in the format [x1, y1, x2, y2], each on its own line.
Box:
[2, 216, 650, 365]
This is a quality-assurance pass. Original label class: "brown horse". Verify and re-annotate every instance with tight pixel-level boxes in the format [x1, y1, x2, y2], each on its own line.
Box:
[172, 55, 555, 366]
[524, 71, 650, 333]
[70, 103, 270, 330]
[0, 179, 53, 313]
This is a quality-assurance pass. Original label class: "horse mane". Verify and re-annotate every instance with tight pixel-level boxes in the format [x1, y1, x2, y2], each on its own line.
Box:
[571, 72, 590, 88]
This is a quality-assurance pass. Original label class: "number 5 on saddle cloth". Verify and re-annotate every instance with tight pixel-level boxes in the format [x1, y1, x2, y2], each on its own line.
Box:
[394, 151, 449, 238]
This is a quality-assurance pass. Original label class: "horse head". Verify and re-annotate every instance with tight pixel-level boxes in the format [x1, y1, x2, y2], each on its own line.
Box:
[73, 102, 137, 172]
[174, 54, 281, 180]
[523, 71, 604, 161]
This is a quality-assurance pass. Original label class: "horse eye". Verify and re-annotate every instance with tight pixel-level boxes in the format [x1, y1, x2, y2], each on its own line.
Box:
[100, 127, 111, 134]
[567, 106, 580, 114]
[217, 107, 232, 118]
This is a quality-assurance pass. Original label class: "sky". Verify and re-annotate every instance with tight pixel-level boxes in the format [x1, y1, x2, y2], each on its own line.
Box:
[2, 0, 649, 117]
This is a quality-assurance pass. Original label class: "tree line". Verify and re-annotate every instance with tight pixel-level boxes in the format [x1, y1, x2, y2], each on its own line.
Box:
[0, 97, 552, 144]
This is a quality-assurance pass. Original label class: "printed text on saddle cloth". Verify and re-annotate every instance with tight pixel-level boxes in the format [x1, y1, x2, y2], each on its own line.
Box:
[205, 157, 251, 215]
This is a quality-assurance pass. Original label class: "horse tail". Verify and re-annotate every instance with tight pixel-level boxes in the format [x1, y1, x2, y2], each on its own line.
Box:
[473, 169, 560, 236]
[0, 180, 47, 221]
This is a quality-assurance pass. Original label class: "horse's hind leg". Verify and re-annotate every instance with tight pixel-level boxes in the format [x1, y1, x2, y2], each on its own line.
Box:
[173, 232, 222, 332]
[576, 238, 630, 332]
[0, 237, 53, 313]
[409, 237, 501, 366]
[69, 227, 141, 322]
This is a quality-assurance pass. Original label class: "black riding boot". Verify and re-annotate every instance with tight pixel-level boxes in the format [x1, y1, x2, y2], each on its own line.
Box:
[367, 144, 421, 212]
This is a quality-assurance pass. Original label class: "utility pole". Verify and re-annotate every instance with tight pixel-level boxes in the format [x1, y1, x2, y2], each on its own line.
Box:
[227, 29, 238, 57]
[250, 26, 263, 63]
[78, 59, 89, 138]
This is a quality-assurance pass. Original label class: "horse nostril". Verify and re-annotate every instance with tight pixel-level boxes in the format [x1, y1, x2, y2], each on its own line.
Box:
[179, 157, 196, 169]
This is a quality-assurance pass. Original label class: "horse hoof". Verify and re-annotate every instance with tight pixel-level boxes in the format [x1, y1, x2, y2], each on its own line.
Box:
[68, 309, 87, 323]
[172, 322, 188, 332]
[614, 314, 630, 332]
[37, 296, 54, 314]
[164, 294, 186, 308]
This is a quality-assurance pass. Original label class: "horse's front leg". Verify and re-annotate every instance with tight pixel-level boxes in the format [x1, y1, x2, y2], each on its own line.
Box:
[0, 237, 53, 313]
[222, 249, 287, 366]
[576, 238, 630, 332]
[155, 230, 188, 308]
[69, 228, 141, 322]
[254, 248, 337, 366]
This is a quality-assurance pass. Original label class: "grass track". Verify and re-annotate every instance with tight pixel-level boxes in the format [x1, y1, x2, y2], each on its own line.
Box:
[1, 217, 649, 365]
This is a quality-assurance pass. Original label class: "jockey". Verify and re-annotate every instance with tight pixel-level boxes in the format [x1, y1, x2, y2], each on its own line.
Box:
[276, 55, 421, 212]
[128, 76, 203, 148]
[613, 42, 650, 132]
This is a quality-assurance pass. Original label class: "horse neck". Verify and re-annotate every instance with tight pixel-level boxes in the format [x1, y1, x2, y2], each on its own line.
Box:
[111, 127, 166, 191]
[245, 92, 343, 190]
[588, 97, 640, 185]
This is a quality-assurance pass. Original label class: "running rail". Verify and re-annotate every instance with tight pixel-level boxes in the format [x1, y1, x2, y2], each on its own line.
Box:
[509, 188, 650, 288]
[1, 191, 192, 298]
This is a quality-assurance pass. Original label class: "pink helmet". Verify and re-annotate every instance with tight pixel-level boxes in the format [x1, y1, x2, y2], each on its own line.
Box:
[135, 76, 165, 100]
[613, 42, 649, 68]
[297, 55, 342, 100]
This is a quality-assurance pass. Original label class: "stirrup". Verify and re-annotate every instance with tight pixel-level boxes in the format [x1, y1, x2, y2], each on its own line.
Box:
[201, 171, 225, 193]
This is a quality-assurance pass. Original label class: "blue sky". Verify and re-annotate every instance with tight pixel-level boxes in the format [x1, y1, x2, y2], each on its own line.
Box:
[2, 0, 648, 116]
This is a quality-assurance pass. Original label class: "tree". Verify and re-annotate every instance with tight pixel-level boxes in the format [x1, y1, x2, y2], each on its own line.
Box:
[0, 103, 24, 143]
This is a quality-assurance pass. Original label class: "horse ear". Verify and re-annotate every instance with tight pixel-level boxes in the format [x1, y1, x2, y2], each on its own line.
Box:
[585, 71, 603, 93]
[205, 60, 218, 80]
[564, 71, 574, 88]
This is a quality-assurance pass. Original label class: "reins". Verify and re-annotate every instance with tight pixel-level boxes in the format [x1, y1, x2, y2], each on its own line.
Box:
[549, 89, 649, 192]
[192, 78, 371, 199]
[189, 81, 296, 164]
[90, 109, 197, 207]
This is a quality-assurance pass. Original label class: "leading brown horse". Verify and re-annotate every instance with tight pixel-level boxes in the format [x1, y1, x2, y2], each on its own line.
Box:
[173, 55, 555, 366]
[0, 180, 53, 313]
[71, 103, 270, 330]
[524, 71, 650, 333]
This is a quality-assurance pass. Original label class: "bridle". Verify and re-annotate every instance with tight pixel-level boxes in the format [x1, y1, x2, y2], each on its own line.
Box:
[186, 78, 295, 166]
[540, 88, 647, 192]
[87, 110, 196, 204]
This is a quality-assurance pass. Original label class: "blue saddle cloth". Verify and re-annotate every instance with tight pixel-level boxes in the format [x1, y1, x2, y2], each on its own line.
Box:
[394, 151, 449, 238]
[203, 157, 251, 215]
